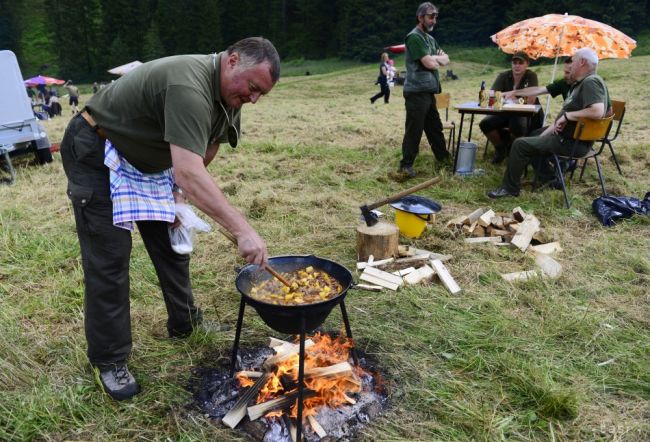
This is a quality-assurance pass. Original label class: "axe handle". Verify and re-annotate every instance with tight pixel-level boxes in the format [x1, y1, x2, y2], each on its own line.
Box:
[367, 176, 441, 210]
[217, 227, 292, 288]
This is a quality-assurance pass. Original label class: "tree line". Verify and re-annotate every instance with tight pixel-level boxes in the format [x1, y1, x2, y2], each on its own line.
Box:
[1, 0, 647, 80]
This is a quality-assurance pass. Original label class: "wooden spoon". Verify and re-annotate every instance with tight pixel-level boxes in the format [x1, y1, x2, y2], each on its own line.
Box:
[217, 228, 292, 288]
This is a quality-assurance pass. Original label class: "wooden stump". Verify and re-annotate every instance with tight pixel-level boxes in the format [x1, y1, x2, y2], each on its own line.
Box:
[356, 221, 399, 261]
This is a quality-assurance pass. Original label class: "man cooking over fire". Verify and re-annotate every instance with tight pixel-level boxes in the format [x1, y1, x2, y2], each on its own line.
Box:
[60, 37, 281, 401]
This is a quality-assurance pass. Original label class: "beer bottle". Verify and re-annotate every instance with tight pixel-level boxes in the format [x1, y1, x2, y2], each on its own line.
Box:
[479, 81, 487, 107]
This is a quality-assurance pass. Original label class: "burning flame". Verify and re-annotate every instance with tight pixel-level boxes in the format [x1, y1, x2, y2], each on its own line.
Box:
[237, 332, 366, 419]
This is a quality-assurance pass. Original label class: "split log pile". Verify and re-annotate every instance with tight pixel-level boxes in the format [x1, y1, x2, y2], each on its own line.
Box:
[446, 206, 553, 252]
[355, 246, 461, 294]
[447, 206, 564, 282]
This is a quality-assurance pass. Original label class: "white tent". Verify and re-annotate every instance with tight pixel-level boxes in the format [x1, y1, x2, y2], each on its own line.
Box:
[108, 61, 143, 76]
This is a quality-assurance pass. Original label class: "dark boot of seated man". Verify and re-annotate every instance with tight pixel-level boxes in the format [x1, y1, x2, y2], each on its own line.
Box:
[482, 126, 511, 164]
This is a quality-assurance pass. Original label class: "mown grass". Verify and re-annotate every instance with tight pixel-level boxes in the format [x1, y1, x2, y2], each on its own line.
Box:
[1, 52, 649, 441]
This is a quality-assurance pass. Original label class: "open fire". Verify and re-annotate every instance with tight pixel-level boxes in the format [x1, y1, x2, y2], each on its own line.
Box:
[191, 332, 387, 441]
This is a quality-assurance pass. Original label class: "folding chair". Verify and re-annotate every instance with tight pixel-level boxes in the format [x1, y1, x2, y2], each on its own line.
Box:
[434, 93, 456, 155]
[553, 115, 614, 208]
[579, 99, 625, 177]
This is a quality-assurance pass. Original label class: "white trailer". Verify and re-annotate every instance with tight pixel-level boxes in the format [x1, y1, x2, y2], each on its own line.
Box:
[0, 50, 53, 184]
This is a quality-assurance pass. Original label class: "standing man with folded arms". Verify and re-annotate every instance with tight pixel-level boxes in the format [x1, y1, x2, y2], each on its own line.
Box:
[60, 37, 280, 401]
[398, 2, 451, 178]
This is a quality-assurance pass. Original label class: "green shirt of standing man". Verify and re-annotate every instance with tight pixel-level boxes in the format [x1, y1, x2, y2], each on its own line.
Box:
[399, 2, 451, 178]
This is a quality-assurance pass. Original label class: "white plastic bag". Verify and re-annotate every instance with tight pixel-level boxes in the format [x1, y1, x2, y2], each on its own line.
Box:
[169, 203, 212, 254]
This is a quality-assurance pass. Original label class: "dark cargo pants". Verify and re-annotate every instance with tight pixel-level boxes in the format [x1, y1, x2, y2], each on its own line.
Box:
[502, 131, 591, 193]
[400, 91, 449, 168]
[60, 114, 201, 367]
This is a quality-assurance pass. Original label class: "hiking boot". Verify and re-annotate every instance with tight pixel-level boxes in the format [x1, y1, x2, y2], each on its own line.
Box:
[98, 363, 140, 401]
[399, 166, 417, 178]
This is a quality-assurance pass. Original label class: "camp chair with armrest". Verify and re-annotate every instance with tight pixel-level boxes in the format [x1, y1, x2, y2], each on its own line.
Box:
[553, 115, 614, 208]
[579, 99, 625, 178]
[434, 92, 456, 155]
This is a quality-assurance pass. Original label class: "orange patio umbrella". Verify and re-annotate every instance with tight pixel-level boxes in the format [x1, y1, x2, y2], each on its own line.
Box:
[491, 13, 636, 120]
[490, 13, 637, 61]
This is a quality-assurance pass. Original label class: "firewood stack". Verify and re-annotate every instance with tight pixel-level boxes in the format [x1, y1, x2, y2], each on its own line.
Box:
[446, 206, 551, 252]
[356, 246, 461, 294]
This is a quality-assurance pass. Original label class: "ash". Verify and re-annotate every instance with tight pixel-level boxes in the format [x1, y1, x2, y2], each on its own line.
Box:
[189, 347, 388, 441]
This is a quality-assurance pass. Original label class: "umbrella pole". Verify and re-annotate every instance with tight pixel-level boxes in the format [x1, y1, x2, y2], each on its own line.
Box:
[544, 23, 566, 124]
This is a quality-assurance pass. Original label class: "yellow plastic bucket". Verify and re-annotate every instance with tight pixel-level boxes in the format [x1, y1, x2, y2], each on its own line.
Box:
[394, 209, 430, 238]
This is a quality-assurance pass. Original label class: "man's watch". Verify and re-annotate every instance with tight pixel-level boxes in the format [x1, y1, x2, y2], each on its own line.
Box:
[172, 184, 183, 195]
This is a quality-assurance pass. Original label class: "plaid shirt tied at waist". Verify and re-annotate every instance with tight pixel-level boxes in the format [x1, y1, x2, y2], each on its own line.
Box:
[103, 139, 176, 231]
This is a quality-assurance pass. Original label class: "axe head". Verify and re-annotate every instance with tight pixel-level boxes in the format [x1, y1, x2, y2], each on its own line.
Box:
[360, 205, 379, 227]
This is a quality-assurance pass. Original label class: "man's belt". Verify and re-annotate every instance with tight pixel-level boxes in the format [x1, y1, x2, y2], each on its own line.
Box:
[81, 110, 108, 140]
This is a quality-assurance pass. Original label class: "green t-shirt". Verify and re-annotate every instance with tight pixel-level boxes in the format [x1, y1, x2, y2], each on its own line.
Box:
[560, 73, 609, 138]
[87, 52, 240, 173]
[545, 78, 571, 99]
[491, 69, 538, 92]
[404, 28, 441, 94]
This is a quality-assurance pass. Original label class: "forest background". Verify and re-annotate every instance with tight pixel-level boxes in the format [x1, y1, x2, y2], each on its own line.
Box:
[2, 0, 649, 81]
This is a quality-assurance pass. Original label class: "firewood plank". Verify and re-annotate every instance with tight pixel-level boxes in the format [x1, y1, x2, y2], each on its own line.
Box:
[263, 340, 315, 370]
[446, 215, 468, 228]
[472, 225, 486, 237]
[478, 209, 495, 227]
[410, 248, 453, 262]
[501, 270, 540, 282]
[535, 254, 563, 278]
[430, 259, 461, 294]
[308, 415, 327, 438]
[403, 265, 435, 285]
[464, 236, 502, 244]
[247, 389, 317, 421]
[490, 216, 504, 229]
[465, 208, 485, 225]
[222, 372, 272, 429]
[512, 206, 526, 222]
[462, 220, 478, 235]
[237, 371, 263, 378]
[303, 361, 353, 378]
[359, 273, 399, 291]
[529, 241, 562, 255]
[510, 214, 541, 252]
[356, 257, 394, 270]
[353, 283, 383, 292]
[398, 245, 417, 256]
[362, 266, 404, 285]
[392, 266, 416, 277]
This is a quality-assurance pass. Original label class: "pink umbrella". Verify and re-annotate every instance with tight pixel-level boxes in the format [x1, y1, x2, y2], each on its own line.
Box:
[24, 75, 65, 87]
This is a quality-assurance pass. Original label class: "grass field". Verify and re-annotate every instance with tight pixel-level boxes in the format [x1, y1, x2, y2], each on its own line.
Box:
[1, 50, 649, 441]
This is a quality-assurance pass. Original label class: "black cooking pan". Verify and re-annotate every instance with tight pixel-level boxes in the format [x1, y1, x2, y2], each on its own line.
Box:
[235, 255, 353, 334]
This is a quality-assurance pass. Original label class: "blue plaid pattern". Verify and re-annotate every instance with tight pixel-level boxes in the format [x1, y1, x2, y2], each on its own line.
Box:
[104, 140, 175, 231]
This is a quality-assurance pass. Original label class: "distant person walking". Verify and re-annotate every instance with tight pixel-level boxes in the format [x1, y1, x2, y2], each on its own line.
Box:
[370, 52, 391, 104]
[64, 80, 80, 114]
[398, 2, 451, 177]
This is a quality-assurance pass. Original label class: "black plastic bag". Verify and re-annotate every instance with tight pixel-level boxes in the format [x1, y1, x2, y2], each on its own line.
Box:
[592, 192, 650, 227]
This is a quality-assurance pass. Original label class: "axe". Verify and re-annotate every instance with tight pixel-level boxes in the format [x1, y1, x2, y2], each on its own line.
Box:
[359, 176, 442, 227]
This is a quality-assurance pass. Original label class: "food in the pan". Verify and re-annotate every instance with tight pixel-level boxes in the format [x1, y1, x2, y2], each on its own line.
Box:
[249, 266, 342, 305]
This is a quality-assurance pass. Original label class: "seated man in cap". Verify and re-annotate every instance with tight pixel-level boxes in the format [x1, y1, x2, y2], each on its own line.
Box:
[503, 56, 574, 104]
[487, 48, 610, 199]
[479, 51, 540, 164]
